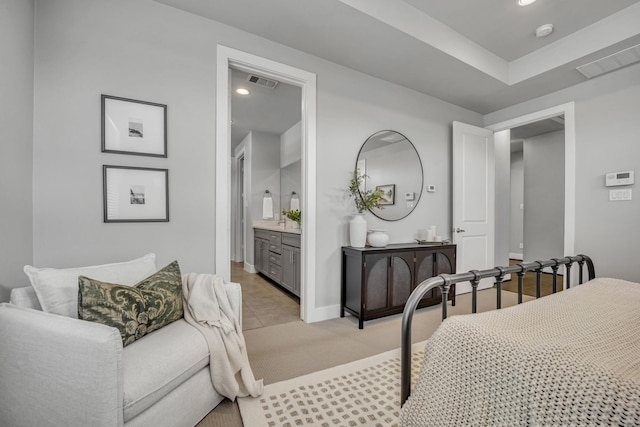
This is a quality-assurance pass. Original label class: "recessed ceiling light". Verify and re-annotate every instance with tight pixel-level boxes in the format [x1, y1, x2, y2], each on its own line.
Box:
[518, 0, 537, 6]
[235, 88, 251, 96]
[535, 24, 554, 38]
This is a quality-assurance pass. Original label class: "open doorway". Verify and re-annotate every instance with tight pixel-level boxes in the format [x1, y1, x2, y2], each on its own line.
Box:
[509, 116, 565, 263]
[229, 67, 302, 328]
[489, 102, 575, 285]
[229, 68, 301, 266]
[215, 46, 319, 323]
[231, 153, 245, 264]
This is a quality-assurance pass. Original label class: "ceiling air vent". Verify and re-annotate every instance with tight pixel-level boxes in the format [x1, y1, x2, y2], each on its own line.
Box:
[379, 131, 406, 143]
[577, 43, 640, 79]
[246, 74, 279, 89]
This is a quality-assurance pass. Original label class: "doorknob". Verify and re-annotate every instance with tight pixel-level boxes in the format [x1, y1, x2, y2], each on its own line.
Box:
[455, 228, 466, 233]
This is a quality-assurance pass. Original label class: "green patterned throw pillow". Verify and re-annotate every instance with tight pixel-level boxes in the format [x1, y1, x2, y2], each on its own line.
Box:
[78, 261, 184, 346]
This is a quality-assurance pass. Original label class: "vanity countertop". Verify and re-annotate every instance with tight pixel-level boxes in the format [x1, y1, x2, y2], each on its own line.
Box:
[253, 221, 301, 235]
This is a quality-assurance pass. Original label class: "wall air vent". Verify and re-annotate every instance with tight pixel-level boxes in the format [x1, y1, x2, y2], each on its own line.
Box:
[577, 43, 640, 79]
[246, 74, 279, 89]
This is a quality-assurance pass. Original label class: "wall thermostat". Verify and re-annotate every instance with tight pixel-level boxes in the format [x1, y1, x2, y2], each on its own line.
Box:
[605, 171, 634, 187]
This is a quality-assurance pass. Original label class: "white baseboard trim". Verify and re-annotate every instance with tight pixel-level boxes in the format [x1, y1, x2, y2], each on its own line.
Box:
[244, 263, 257, 274]
[306, 304, 341, 323]
[509, 253, 523, 260]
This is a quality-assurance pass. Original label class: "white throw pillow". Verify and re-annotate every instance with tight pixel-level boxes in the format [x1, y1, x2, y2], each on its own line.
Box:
[24, 253, 157, 318]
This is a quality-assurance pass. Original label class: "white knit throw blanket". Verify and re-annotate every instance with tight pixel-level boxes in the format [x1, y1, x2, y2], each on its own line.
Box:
[182, 273, 263, 400]
[401, 277, 640, 426]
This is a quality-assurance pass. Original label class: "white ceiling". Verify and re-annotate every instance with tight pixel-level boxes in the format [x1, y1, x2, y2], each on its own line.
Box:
[510, 116, 564, 140]
[156, 0, 640, 114]
[403, 0, 639, 61]
[230, 69, 301, 147]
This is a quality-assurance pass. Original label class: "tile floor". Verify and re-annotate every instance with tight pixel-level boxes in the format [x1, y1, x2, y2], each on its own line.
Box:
[231, 262, 301, 330]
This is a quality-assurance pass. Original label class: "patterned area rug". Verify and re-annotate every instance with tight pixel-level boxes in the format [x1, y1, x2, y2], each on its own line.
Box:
[238, 341, 426, 427]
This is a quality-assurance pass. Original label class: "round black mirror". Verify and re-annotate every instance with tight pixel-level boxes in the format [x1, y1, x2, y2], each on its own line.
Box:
[355, 130, 423, 221]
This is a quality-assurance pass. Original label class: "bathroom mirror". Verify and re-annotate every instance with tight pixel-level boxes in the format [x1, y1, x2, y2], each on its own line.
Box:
[355, 130, 423, 221]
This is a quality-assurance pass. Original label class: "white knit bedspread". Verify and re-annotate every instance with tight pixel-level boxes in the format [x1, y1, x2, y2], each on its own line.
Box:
[401, 277, 640, 426]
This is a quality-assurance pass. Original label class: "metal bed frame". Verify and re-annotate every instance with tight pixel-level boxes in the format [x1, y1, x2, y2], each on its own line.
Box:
[400, 254, 595, 405]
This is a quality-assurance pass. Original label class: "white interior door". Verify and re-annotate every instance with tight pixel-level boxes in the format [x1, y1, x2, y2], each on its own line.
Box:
[452, 121, 495, 293]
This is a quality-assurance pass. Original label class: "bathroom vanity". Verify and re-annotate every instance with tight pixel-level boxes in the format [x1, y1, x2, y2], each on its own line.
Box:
[254, 226, 301, 297]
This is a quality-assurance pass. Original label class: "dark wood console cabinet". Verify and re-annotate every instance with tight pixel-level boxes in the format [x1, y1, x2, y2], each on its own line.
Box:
[341, 243, 456, 329]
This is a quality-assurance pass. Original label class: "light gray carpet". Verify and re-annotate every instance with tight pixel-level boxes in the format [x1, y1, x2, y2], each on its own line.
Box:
[197, 288, 527, 427]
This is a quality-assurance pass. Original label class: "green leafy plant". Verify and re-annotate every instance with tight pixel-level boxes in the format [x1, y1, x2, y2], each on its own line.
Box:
[282, 209, 301, 225]
[348, 169, 384, 214]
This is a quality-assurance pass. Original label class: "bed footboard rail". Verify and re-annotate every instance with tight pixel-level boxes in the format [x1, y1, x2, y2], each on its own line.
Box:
[400, 254, 595, 405]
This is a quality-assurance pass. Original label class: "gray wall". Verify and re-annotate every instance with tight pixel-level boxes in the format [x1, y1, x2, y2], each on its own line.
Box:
[246, 131, 281, 268]
[486, 63, 640, 281]
[280, 121, 302, 215]
[493, 130, 511, 268]
[32, 0, 218, 272]
[281, 160, 301, 213]
[0, 0, 34, 301]
[314, 72, 482, 305]
[510, 149, 524, 257]
[24, 0, 482, 313]
[9, 0, 639, 309]
[523, 131, 565, 262]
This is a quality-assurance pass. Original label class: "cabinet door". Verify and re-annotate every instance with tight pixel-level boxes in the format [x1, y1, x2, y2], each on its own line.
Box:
[254, 238, 264, 272]
[292, 246, 301, 296]
[390, 252, 414, 309]
[415, 251, 436, 301]
[260, 239, 270, 272]
[436, 250, 455, 274]
[281, 245, 295, 293]
[433, 250, 455, 301]
[363, 253, 389, 312]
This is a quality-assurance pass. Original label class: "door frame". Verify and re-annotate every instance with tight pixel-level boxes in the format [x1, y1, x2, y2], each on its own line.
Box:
[508, 138, 525, 261]
[486, 102, 576, 274]
[216, 45, 318, 322]
[231, 149, 245, 264]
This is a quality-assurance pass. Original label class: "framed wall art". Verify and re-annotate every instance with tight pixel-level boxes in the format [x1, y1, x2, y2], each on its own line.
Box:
[376, 184, 395, 205]
[102, 95, 167, 157]
[103, 165, 169, 222]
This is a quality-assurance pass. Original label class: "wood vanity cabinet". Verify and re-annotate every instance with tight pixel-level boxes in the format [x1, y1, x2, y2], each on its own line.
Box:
[254, 229, 271, 274]
[341, 243, 456, 329]
[254, 228, 300, 297]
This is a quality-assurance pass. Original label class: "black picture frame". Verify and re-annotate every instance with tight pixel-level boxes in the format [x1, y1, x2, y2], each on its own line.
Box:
[101, 95, 167, 157]
[376, 184, 396, 205]
[103, 165, 169, 222]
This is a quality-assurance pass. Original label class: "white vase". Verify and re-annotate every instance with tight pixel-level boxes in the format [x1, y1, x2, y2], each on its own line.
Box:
[367, 229, 389, 247]
[285, 218, 300, 229]
[349, 213, 367, 248]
